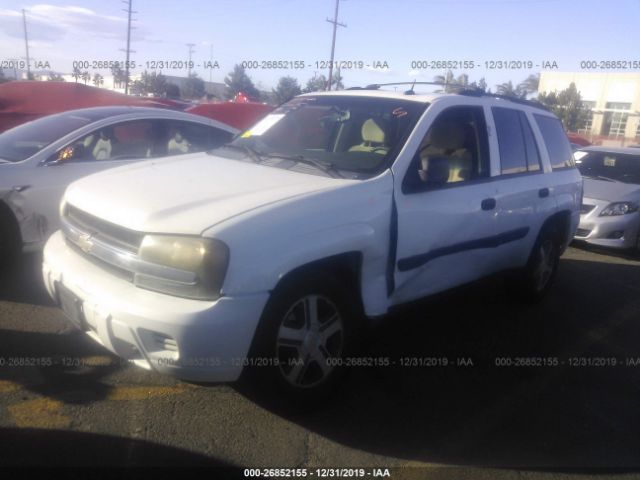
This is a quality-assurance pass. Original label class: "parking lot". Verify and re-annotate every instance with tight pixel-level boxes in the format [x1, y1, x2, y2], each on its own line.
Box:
[1, 245, 640, 477]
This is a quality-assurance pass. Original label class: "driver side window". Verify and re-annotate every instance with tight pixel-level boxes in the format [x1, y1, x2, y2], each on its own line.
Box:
[404, 106, 490, 192]
[56, 121, 157, 162]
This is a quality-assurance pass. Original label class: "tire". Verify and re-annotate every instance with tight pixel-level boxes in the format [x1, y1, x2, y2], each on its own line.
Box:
[244, 272, 361, 403]
[507, 224, 561, 303]
[0, 210, 21, 269]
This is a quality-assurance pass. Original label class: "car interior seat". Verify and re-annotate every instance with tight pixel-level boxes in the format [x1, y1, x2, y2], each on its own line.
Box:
[168, 131, 190, 155]
[92, 133, 112, 160]
[420, 121, 472, 183]
[348, 118, 389, 154]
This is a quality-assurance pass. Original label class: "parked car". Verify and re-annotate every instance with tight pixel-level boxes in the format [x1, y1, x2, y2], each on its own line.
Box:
[42, 89, 581, 398]
[573, 146, 640, 251]
[566, 132, 591, 147]
[0, 106, 237, 261]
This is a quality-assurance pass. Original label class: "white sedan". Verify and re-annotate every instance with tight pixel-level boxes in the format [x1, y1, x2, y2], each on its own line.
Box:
[0, 106, 237, 261]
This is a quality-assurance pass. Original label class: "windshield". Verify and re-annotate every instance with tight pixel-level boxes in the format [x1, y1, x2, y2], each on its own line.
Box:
[0, 112, 95, 162]
[577, 151, 640, 184]
[214, 95, 426, 178]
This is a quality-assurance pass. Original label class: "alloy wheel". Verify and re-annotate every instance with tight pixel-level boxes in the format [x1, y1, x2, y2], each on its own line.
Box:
[275, 295, 344, 389]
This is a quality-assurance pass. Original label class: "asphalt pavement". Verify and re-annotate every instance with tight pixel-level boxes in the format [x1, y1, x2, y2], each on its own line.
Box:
[1, 245, 640, 479]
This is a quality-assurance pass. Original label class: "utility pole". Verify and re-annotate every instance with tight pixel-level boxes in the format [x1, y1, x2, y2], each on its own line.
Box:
[121, 0, 137, 94]
[187, 43, 195, 77]
[22, 9, 31, 79]
[326, 0, 346, 91]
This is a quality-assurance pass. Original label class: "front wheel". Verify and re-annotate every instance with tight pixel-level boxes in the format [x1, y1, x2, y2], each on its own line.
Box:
[244, 273, 360, 401]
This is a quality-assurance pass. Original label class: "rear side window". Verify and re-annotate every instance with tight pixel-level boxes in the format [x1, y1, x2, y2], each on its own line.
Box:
[492, 107, 542, 175]
[534, 114, 575, 170]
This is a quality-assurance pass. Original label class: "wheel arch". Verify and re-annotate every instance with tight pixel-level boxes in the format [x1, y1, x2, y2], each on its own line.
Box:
[270, 251, 365, 313]
[539, 209, 572, 254]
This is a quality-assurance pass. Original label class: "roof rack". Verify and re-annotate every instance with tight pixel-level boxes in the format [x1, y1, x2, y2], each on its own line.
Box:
[348, 81, 473, 92]
[346, 81, 550, 112]
[458, 90, 550, 111]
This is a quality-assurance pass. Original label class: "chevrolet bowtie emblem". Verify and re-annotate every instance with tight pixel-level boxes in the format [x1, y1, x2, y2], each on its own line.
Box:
[77, 233, 94, 253]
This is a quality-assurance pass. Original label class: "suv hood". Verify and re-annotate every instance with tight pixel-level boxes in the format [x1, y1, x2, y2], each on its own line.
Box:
[65, 153, 347, 234]
[583, 178, 640, 202]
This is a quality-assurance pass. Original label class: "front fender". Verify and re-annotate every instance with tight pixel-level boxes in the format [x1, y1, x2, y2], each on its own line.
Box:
[204, 171, 395, 316]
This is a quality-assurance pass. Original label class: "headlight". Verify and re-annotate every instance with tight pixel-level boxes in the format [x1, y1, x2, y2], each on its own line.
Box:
[599, 202, 639, 216]
[136, 235, 229, 300]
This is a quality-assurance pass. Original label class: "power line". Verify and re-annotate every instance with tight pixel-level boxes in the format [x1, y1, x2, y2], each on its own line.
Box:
[326, 0, 346, 91]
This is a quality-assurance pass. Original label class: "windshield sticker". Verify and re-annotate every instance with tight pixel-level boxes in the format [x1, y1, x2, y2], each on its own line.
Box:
[392, 108, 408, 118]
[246, 114, 286, 136]
[604, 155, 616, 167]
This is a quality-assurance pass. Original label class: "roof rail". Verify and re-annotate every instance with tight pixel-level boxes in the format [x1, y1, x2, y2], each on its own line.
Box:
[345, 82, 550, 111]
[458, 90, 550, 111]
[358, 81, 474, 92]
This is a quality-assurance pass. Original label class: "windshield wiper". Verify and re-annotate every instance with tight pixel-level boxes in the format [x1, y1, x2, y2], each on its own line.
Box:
[211, 143, 266, 163]
[263, 153, 344, 178]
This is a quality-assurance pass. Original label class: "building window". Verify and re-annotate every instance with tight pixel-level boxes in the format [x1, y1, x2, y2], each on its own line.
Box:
[581, 101, 596, 133]
[602, 102, 631, 137]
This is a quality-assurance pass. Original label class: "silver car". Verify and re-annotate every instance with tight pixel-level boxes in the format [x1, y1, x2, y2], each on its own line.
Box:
[574, 146, 640, 251]
[0, 106, 238, 260]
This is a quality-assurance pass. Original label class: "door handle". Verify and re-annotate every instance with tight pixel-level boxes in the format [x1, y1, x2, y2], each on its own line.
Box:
[481, 198, 496, 210]
[539, 188, 550, 198]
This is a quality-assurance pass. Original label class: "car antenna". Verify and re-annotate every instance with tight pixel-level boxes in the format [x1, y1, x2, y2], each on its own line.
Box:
[404, 80, 417, 95]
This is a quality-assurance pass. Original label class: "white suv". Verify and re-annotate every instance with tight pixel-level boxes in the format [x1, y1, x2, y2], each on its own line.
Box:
[42, 87, 581, 397]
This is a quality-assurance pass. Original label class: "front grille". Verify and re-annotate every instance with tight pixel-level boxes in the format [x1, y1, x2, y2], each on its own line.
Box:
[65, 204, 144, 254]
[580, 204, 596, 214]
[575, 228, 591, 237]
[65, 238, 134, 283]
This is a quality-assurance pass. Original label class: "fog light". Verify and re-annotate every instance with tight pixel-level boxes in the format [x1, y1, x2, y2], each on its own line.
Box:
[606, 230, 624, 239]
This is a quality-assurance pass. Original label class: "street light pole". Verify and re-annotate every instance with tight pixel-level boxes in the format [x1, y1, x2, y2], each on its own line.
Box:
[22, 9, 31, 79]
[187, 43, 195, 77]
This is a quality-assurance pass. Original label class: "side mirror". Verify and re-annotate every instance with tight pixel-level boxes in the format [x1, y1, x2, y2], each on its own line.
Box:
[418, 156, 450, 187]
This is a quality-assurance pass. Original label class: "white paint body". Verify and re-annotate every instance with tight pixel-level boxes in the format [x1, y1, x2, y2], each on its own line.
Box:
[42, 91, 582, 382]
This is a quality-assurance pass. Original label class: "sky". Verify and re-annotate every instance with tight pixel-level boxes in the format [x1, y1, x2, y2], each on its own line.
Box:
[1, 0, 639, 92]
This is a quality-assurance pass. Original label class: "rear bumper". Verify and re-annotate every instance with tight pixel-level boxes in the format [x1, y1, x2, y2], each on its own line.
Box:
[42, 230, 269, 382]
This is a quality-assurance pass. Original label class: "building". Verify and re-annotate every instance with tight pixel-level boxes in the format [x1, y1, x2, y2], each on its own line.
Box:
[539, 72, 640, 146]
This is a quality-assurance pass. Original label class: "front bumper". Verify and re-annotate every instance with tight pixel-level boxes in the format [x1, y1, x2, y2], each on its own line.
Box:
[42, 230, 269, 382]
[574, 198, 640, 250]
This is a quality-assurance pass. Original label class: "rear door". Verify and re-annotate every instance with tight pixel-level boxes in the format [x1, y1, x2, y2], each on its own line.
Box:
[485, 106, 556, 270]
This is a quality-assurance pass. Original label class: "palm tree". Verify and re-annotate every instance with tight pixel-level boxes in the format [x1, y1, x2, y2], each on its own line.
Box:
[433, 70, 455, 92]
[72, 66, 81, 83]
[81, 71, 90, 85]
[518, 73, 540, 98]
[496, 80, 522, 98]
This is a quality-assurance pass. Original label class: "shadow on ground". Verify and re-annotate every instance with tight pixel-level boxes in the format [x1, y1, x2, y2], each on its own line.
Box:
[0, 252, 53, 307]
[0, 427, 243, 474]
[238, 254, 640, 470]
